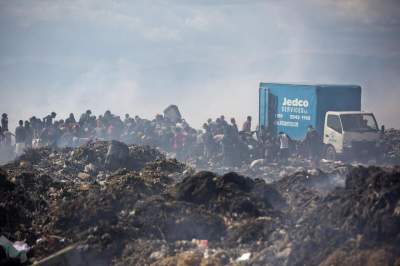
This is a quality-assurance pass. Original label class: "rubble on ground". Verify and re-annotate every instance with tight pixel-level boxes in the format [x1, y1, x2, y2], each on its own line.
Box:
[285, 166, 400, 266]
[1, 141, 400, 265]
[382, 129, 400, 164]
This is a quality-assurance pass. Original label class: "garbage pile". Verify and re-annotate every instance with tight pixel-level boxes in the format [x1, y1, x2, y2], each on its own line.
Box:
[382, 129, 400, 164]
[285, 166, 400, 266]
[1, 141, 400, 265]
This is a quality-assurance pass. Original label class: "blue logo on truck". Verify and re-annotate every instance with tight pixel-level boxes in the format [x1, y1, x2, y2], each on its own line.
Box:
[282, 97, 310, 115]
[277, 97, 312, 128]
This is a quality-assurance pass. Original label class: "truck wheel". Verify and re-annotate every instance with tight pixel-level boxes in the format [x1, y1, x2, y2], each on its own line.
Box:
[325, 145, 336, 161]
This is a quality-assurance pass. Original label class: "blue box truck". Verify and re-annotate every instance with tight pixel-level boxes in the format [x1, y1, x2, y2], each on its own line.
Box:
[259, 83, 381, 160]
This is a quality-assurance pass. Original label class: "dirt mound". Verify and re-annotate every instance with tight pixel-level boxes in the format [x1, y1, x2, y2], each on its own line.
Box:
[127, 196, 226, 241]
[151, 250, 224, 266]
[382, 129, 400, 164]
[0, 167, 13, 189]
[316, 166, 400, 241]
[287, 166, 400, 266]
[172, 171, 283, 217]
[0, 171, 53, 242]
[10, 141, 165, 180]
[0, 142, 178, 265]
[226, 216, 282, 245]
[17, 147, 51, 164]
[71, 140, 165, 171]
[50, 175, 158, 233]
[274, 168, 348, 221]
[2, 141, 400, 266]
[143, 158, 186, 175]
[141, 158, 188, 185]
[320, 247, 399, 266]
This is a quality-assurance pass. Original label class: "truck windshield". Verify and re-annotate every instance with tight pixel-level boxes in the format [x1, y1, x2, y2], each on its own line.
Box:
[340, 114, 378, 132]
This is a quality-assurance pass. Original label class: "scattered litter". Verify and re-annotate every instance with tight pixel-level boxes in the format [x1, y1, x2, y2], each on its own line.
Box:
[0, 236, 30, 263]
[237, 252, 251, 261]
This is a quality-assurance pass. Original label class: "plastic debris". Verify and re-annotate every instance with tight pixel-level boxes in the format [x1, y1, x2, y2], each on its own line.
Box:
[237, 252, 251, 261]
[0, 236, 30, 263]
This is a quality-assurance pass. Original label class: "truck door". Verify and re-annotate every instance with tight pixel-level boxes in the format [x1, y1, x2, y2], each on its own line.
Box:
[269, 93, 278, 135]
[259, 88, 271, 127]
[259, 87, 278, 134]
[324, 114, 344, 153]
[259, 88, 269, 127]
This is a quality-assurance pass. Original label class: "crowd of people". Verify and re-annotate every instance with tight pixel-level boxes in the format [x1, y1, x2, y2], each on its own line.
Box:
[0, 107, 322, 167]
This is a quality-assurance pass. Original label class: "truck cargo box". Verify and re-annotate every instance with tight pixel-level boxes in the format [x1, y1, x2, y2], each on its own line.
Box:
[259, 83, 361, 140]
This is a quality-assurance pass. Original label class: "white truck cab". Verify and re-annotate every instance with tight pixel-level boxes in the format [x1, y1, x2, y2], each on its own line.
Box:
[323, 111, 381, 160]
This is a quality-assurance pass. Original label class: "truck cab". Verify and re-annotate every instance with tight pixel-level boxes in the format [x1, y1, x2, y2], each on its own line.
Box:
[323, 111, 380, 160]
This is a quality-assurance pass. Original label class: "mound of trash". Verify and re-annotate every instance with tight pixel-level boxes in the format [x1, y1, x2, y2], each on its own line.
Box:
[1, 141, 400, 266]
[14, 140, 165, 179]
[0, 141, 278, 265]
[172, 171, 283, 217]
[382, 129, 400, 164]
[286, 166, 400, 266]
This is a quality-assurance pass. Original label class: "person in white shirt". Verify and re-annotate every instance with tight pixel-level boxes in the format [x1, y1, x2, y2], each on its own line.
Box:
[278, 132, 291, 163]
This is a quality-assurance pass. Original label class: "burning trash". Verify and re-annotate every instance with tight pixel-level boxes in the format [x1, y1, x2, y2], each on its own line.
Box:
[0, 139, 399, 265]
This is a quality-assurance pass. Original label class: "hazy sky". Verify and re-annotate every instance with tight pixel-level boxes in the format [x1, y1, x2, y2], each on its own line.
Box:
[1, 0, 399, 129]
